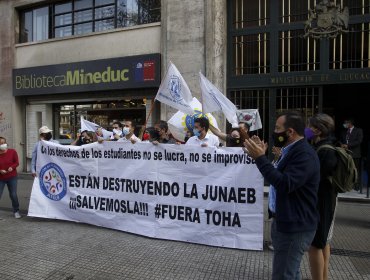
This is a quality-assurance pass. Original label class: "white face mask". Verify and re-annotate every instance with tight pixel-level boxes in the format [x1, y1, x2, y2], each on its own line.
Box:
[0, 144, 8, 151]
[122, 127, 130, 135]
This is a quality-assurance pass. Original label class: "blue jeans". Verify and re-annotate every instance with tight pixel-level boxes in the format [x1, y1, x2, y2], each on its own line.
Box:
[271, 219, 315, 280]
[0, 176, 20, 213]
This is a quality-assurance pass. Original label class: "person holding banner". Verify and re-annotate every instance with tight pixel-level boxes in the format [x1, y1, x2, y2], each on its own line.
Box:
[152, 120, 176, 145]
[31, 126, 60, 178]
[209, 122, 250, 147]
[243, 111, 320, 280]
[0, 137, 21, 219]
[117, 120, 141, 144]
[185, 117, 219, 147]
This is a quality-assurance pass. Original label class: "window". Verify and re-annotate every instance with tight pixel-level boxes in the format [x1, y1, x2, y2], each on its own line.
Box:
[232, 0, 270, 28]
[233, 33, 270, 75]
[330, 23, 370, 69]
[279, 29, 320, 72]
[19, 0, 161, 43]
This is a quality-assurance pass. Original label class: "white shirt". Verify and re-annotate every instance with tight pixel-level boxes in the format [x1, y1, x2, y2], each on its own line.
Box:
[185, 133, 220, 147]
[117, 134, 141, 143]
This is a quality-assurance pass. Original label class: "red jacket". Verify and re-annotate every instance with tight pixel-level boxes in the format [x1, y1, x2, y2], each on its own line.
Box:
[0, 149, 19, 180]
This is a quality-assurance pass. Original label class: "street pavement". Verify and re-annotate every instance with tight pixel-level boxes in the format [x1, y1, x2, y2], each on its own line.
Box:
[0, 175, 369, 280]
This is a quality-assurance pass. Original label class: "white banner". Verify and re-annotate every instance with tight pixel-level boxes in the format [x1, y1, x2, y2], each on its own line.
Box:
[236, 109, 263, 131]
[28, 141, 264, 250]
[155, 62, 194, 115]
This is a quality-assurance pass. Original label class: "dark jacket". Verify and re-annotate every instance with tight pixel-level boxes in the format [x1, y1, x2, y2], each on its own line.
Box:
[341, 127, 363, 158]
[311, 138, 338, 248]
[255, 138, 320, 233]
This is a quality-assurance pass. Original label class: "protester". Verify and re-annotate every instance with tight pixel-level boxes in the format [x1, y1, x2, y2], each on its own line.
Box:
[184, 130, 194, 143]
[185, 117, 219, 147]
[117, 120, 141, 144]
[31, 126, 60, 177]
[340, 118, 363, 190]
[243, 111, 320, 280]
[111, 121, 124, 141]
[152, 120, 176, 145]
[141, 127, 159, 143]
[71, 130, 93, 146]
[209, 123, 249, 147]
[306, 113, 338, 280]
[0, 137, 21, 218]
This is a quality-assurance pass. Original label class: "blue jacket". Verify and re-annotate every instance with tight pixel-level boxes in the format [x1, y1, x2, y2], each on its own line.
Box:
[256, 138, 320, 233]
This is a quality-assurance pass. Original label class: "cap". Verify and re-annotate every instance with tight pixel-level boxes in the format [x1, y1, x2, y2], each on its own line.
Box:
[39, 126, 53, 134]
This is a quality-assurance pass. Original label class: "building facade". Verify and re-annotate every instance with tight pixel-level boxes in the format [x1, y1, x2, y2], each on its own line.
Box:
[0, 0, 369, 172]
[1, 0, 226, 171]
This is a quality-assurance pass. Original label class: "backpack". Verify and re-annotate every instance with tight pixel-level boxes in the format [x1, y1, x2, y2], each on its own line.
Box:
[316, 144, 358, 193]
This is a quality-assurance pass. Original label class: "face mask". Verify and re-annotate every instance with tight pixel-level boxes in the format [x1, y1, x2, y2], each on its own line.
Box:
[343, 123, 348, 129]
[228, 137, 241, 147]
[44, 133, 52, 141]
[143, 133, 150, 141]
[122, 127, 130, 135]
[193, 129, 201, 137]
[113, 129, 122, 136]
[304, 127, 315, 141]
[272, 130, 288, 147]
[0, 144, 7, 151]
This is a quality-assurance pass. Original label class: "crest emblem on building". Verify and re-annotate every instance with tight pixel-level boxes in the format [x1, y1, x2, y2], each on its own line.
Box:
[168, 75, 183, 102]
[304, 0, 349, 39]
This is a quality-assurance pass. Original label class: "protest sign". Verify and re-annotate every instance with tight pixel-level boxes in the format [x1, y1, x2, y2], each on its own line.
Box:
[29, 141, 264, 250]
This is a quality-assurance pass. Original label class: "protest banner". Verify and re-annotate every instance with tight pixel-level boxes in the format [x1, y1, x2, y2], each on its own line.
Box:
[28, 141, 264, 250]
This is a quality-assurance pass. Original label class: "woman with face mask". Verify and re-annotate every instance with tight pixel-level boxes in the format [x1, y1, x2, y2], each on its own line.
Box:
[305, 113, 338, 280]
[0, 137, 21, 219]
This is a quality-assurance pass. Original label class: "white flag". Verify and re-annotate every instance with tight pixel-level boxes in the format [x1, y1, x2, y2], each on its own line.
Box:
[80, 116, 113, 139]
[236, 109, 262, 131]
[199, 72, 238, 126]
[168, 97, 219, 142]
[155, 62, 194, 115]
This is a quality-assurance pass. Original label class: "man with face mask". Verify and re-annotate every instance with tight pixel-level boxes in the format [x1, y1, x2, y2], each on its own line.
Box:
[244, 111, 320, 280]
[117, 120, 141, 144]
[31, 126, 60, 177]
[340, 118, 363, 191]
[185, 117, 219, 147]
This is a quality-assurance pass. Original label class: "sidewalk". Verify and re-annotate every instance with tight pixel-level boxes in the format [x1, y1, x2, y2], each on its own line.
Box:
[0, 175, 369, 279]
[263, 186, 370, 203]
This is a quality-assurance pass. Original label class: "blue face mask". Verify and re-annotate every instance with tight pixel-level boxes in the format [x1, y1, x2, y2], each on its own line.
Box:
[193, 128, 201, 137]
[304, 127, 315, 140]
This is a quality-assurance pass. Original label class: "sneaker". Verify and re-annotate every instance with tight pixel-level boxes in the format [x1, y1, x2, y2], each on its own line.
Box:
[268, 244, 274, 251]
[14, 212, 21, 219]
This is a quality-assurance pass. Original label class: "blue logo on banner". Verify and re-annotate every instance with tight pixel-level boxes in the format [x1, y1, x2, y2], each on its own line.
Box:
[39, 163, 67, 201]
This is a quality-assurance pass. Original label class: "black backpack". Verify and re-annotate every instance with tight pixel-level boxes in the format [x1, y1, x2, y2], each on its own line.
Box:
[317, 144, 358, 193]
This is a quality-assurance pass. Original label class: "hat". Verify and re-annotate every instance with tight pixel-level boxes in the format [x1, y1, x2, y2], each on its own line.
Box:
[39, 126, 53, 134]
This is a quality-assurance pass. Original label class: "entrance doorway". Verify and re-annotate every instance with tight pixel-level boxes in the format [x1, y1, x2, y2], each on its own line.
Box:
[322, 83, 369, 155]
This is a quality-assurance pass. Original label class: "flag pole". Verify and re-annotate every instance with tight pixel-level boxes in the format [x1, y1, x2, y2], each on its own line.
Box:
[139, 98, 155, 140]
[199, 71, 204, 117]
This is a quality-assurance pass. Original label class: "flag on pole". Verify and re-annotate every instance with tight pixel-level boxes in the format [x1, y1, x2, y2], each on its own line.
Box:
[80, 116, 113, 139]
[236, 109, 262, 131]
[168, 97, 219, 142]
[199, 72, 238, 127]
[155, 62, 194, 115]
